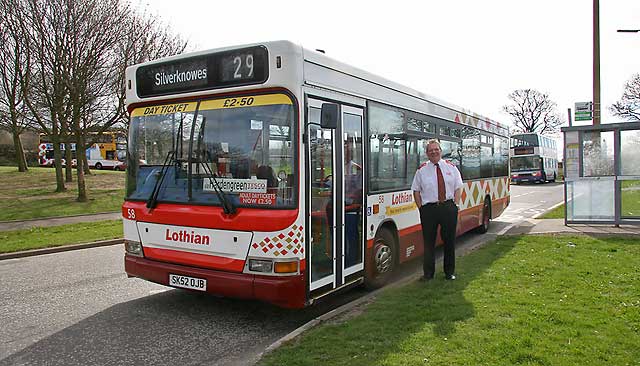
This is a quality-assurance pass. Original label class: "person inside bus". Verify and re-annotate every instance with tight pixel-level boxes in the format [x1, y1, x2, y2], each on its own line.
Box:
[256, 165, 278, 188]
[412, 138, 463, 281]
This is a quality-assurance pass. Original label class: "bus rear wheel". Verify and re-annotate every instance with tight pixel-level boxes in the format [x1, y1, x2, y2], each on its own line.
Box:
[365, 228, 396, 289]
[94, 162, 102, 170]
[476, 198, 491, 234]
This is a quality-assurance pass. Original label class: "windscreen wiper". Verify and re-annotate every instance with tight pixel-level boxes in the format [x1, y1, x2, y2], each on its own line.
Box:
[146, 150, 176, 209]
[198, 153, 236, 215]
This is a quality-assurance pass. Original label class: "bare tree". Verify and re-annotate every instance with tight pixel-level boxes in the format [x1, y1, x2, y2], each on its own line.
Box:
[19, 0, 72, 192]
[610, 73, 640, 121]
[20, 0, 186, 201]
[503, 89, 564, 134]
[114, 10, 188, 126]
[0, 0, 33, 172]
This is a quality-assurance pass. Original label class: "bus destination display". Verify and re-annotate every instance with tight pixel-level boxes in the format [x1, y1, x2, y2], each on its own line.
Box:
[136, 46, 268, 97]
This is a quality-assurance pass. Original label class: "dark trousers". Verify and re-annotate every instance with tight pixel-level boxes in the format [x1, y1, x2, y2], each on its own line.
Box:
[419, 201, 458, 278]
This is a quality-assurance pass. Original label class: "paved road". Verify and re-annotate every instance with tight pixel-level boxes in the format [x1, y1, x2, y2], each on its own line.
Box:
[0, 245, 367, 366]
[0, 183, 564, 366]
[488, 182, 564, 234]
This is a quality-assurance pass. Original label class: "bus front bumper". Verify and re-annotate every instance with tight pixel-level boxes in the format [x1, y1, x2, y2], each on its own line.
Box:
[511, 176, 542, 183]
[124, 254, 306, 308]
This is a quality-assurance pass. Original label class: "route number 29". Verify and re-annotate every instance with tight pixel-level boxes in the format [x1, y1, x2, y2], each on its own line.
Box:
[127, 208, 136, 219]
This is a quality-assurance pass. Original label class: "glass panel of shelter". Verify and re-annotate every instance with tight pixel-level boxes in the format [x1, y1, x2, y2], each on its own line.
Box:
[619, 129, 640, 219]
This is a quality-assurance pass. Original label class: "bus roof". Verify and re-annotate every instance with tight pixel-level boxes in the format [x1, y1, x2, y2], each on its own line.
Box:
[126, 40, 508, 135]
[300, 43, 508, 134]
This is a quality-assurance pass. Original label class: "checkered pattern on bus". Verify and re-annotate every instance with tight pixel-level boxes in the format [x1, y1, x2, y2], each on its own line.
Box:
[460, 177, 510, 209]
[250, 224, 304, 257]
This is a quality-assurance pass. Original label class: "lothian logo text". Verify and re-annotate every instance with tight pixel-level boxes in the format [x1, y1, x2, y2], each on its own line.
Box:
[165, 229, 211, 245]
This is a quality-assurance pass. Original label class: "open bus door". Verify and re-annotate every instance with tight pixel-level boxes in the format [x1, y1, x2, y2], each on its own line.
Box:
[307, 98, 365, 297]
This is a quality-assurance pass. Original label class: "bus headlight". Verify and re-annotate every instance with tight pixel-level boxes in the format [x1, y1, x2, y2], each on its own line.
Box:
[124, 240, 143, 257]
[249, 259, 273, 273]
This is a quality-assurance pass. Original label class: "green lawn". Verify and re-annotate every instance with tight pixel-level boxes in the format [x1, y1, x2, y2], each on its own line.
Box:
[538, 204, 565, 219]
[621, 180, 640, 217]
[0, 166, 125, 221]
[0, 219, 123, 253]
[260, 235, 640, 366]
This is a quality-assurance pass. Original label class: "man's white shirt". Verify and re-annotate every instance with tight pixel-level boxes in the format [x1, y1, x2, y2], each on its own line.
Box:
[411, 159, 463, 204]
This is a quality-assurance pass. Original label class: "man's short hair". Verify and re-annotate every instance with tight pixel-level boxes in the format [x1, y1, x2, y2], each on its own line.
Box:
[426, 138, 441, 149]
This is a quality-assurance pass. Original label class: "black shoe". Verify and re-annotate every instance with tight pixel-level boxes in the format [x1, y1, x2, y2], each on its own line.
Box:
[445, 274, 456, 281]
[419, 276, 434, 282]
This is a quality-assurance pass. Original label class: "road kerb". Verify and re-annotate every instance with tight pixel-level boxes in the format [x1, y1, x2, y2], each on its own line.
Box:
[0, 238, 123, 260]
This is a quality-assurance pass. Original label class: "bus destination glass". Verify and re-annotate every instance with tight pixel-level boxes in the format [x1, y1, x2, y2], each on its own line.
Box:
[136, 46, 268, 97]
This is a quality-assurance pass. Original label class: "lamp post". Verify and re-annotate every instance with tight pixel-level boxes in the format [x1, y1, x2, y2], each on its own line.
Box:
[593, 0, 600, 125]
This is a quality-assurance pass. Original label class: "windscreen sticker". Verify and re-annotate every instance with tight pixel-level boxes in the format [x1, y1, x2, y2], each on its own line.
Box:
[203, 178, 267, 193]
[251, 120, 263, 130]
[199, 94, 292, 111]
[239, 192, 276, 206]
[131, 102, 197, 117]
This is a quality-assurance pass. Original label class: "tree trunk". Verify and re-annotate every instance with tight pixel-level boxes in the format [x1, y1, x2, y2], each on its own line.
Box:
[64, 133, 74, 183]
[83, 154, 91, 175]
[75, 134, 88, 202]
[11, 131, 28, 172]
[51, 135, 66, 192]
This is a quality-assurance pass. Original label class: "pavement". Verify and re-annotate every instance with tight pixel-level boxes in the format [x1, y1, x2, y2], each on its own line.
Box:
[0, 212, 122, 231]
[504, 218, 640, 236]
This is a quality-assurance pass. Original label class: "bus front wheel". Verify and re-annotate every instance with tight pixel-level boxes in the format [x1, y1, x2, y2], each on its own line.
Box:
[94, 162, 102, 170]
[365, 228, 396, 289]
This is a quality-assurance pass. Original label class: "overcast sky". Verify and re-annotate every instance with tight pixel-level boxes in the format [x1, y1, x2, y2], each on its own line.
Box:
[141, 0, 639, 131]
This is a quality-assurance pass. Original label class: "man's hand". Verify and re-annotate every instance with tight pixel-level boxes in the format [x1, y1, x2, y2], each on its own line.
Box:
[413, 191, 422, 209]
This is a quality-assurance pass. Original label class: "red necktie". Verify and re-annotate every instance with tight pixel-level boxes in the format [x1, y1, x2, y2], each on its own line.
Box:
[435, 163, 446, 202]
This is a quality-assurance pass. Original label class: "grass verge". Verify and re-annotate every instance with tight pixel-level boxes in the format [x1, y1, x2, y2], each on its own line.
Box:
[0, 219, 122, 253]
[0, 166, 124, 221]
[538, 203, 565, 219]
[260, 235, 640, 366]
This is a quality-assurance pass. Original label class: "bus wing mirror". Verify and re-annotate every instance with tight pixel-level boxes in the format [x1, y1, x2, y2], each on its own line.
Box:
[320, 103, 339, 129]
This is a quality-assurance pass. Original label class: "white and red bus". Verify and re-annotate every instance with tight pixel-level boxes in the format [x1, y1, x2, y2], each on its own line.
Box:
[122, 41, 510, 308]
[510, 132, 559, 183]
[38, 131, 126, 169]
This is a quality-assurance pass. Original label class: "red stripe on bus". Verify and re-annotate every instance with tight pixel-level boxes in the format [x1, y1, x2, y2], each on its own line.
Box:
[123, 201, 298, 232]
[143, 247, 245, 272]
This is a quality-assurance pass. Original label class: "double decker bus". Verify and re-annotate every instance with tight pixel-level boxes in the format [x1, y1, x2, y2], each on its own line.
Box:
[510, 132, 558, 184]
[122, 41, 510, 308]
[38, 131, 127, 169]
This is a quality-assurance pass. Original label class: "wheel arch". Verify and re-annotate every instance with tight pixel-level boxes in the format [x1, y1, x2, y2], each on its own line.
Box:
[373, 219, 400, 263]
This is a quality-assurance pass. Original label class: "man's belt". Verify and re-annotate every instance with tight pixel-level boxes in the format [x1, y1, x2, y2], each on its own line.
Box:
[424, 199, 454, 206]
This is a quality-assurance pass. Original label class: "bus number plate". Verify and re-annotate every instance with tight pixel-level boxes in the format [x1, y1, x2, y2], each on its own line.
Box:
[169, 274, 207, 291]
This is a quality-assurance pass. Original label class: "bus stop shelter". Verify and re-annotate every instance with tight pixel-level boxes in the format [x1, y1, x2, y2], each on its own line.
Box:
[562, 121, 640, 225]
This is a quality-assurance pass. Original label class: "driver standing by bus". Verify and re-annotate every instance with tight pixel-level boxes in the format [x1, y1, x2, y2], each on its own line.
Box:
[412, 139, 463, 281]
